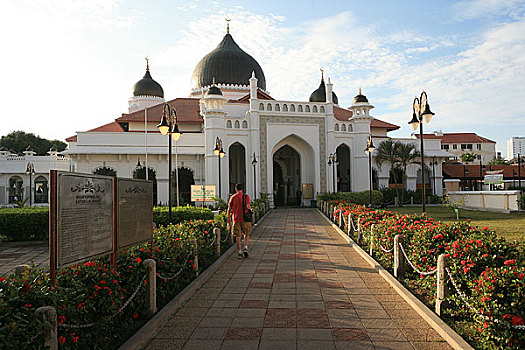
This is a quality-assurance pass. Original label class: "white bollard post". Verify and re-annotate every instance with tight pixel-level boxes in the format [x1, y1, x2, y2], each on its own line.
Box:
[214, 228, 221, 257]
[394, 234, 404, 278]
[436, 254, 448, 316]
[347, 213, 352, 236]
[192, 238, 199, 277]
[338, 210, 342, 227]
[35, 306, 58, 350]
[144, 259, 157, 315]
[369, 224, 374, 257]
[357, 219, 362, 244]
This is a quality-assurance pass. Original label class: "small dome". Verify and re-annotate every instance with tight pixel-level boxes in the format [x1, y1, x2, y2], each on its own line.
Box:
[25, 146, 33, 152]
[192, 33, 266, 90]
[133, 68, 164, 98]
[353, 88, 368, 104]
[49, 146, 57, 152]
[309, 78, 338, 104]
[206, 84, 223, 96]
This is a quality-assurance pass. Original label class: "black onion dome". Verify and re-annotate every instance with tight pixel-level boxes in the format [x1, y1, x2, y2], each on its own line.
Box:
[309, 79, 338, 104]
[206, 85, 223, 96]
[133, 70, 164, 98]
[353, 89, 368, 104]
[192, 34, 266, 90]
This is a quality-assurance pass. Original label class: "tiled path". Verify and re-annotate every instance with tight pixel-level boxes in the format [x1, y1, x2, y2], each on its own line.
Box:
[0, 241, 48, 276]
[146, 209, 452, 350]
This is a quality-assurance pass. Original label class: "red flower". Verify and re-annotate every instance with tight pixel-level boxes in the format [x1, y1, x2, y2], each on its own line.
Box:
[503, 314, 512, 320]
[483, 226, 488, 230]
[0, 277, 6, 282]
[135, 258, 142, 264]
[59, 336, 66, 344]
[72, 335, 79, 343]
[132, 312, 139, 320]
[504, 259, 515, 265]
[512, 316, 524, 326]
[433, 234, 444, 240]
[58, 315, 66, 325]
[24, 303, 32, 308]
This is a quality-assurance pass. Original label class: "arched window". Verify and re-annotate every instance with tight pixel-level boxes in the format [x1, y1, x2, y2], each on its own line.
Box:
[275, 104, 280, 111]
[227, 120, 232, 128]
[335, 123, 340, 131]
[259, 103, 264, 110]
[93, 166, 117, 177]
[133, 167, 158, 205]
[313, 105, 318, 113]
[348, 124, 353, 132]
[320, 106, 325, 113]
[283, 104, 288, 112]
[267, 103, 272, 111]
[9, 176, 23, 203]
[242, 120, 248, 128]
[298, 105, 303, 112]
[341, 124, 346, 132]
[35, 176, 48, 203]
[235, 120, 240, 128]
[291, 104, 296, 112]
[305, 105, 311, 112]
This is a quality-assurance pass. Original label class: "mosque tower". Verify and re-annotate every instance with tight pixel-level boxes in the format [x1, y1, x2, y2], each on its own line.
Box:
[128, 58, 165, 113]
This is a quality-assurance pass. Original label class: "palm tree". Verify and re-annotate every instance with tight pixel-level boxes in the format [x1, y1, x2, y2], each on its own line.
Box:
[393, 142, 420, 205]
[375, 140, 402, 203]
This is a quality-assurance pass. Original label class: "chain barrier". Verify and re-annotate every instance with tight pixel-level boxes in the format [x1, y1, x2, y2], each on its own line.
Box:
[222, 231, 231, 242]
[349, 216, 359, 232]
[156, 252, 192, 281]
[399, 243, 438, 276]
[379, 244, 394, 253]
[446, 268, 525, 331]
[22, 332, 41, 349]
[208, 234, 217, 247]
[58, 273, 147, 329]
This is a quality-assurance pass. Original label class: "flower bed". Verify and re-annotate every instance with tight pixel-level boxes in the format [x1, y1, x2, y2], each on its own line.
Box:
[323, 200, 524, 349]
[0, 215, 229, 349]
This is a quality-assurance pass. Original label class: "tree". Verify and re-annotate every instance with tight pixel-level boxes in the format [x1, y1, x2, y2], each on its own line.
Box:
[375, 140, 402, 203]
[489, 155, 507, 165]
[0, 131, 66, 155]
[393, 143, 420, 206]
[460, 152, 478, 164]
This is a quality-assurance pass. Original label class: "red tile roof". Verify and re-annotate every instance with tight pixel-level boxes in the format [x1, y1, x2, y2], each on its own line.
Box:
[118, 98, 203, 124]
[370, 118, 400, 131]
[333, 107, 399, 131]
[443, 164, 525, 179]
[231, 90, 274, 103]
[66, 121, 124, 142]
[415, 133, 495, 144]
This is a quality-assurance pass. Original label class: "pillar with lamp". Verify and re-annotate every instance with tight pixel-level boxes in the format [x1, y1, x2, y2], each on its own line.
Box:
[364, 134, 375, 207]
[408, 91, 435, 213]
[327, 153, 338, 193]
[157, 103, 182, 224]
[26, 162, 35, 207]
[213, 137, 225, 198]
[252, 153, 257, 199]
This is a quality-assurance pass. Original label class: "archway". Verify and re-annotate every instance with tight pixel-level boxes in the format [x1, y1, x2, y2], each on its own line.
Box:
[34, 176, 48, 203]
[9, 176, 23, 203]
[336, 144, 351, 192]
[93, 166, 117, 177]
[172, 167, 195, 205]
[229, 143, 246, 195]
[273, 145, 301, 207]
[133, 167, 157, 205]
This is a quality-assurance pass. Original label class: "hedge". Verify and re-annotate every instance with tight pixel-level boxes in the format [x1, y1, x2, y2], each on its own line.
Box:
[316, 190, 383, 205]
[0, 206, 215, 241]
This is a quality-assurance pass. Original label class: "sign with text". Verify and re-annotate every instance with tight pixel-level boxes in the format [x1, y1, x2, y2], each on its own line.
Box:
[117, 178, 153, 250]
[484, 170, 504, 185]
[191, 185, 216, 202]
[56, 172, 114, 268]
[302, 183, 314, 199]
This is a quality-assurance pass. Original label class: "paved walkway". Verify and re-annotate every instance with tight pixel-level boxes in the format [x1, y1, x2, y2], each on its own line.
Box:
[146, 209, 452, 350]
[0, 241, 48, 276]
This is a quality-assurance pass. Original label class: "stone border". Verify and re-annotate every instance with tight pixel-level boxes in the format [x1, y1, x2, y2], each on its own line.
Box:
[318, 209, 474, 350]
[119, 210, 272, 350]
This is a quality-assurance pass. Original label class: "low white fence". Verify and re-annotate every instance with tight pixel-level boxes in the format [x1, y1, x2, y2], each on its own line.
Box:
[447, 190, 522, 212]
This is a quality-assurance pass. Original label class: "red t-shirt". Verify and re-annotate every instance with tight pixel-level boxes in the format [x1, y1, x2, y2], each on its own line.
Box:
[228, 192, 250, 223]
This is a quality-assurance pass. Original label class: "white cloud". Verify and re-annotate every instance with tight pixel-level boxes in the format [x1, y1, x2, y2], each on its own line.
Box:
[451, 0, 525, 20]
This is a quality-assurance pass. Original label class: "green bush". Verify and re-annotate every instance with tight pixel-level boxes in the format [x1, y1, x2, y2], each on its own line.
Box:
[153, 206, 214, 227]
[518, 195, 525, 210]
[0, 207, 49, 240]
[379, 187, 442, 205]
[317, 190, 383, 205]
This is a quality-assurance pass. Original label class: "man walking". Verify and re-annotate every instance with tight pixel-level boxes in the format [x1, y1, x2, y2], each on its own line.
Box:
[227, 183, 252, 259]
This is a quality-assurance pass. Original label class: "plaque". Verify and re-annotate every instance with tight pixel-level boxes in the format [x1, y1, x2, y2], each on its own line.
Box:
[117, 178, 153, 249]
[302, 183, 314, 199]
[191, 185, 216, 202]
[56, 173, 114, 268]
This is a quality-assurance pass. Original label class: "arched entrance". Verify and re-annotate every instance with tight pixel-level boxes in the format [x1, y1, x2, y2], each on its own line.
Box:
[93, 166, 117, 177]
[172, 167, 195, 205]
[229, 143, 246, 195]
[34, 176, 48, 203]
[273, 145, 301, 207]
[336, 144, 351, 192]
[133, 167, 157, 205]
[9, 176, 23, 203]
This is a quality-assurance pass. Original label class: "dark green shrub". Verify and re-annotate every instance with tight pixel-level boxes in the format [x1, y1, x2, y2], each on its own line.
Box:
[317, 190, 383, 205]
[153, 206, 214, 227]
[0, 207, 49, 240]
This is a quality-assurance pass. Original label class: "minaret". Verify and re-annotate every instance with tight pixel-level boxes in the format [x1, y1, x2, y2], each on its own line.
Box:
[128, 58, 165, 113]
[325, 77, 333, 104]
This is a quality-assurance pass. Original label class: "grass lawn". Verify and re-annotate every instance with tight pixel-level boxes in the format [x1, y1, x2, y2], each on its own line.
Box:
[386, 205, 525, 243]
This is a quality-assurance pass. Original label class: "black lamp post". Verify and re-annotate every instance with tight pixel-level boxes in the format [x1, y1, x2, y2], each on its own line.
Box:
[252, 153, 257, 199]
[430, 157, 437, 196]
[157, 103, 182, 224]
[519, 153, 522, 188]
[364, 134, 375, 207]
[26, 163, 35, 207]
[213, 137, 225, 198]
[408, 91, 435, 213]
[328, 153, 338, 193]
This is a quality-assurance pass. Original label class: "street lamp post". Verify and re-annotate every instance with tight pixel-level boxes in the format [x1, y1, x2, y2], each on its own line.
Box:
[213, 137, 225, 199]
[364, 134, 375, 207]
[328, 154, 337, 193]
[26, 163, 35, 207]
[157, 103, 182, 224]
[408, 91, 435, 213]
[430, 157, 437, 196]
[519, 153, 522, 188]
[252, 153, 257, 199]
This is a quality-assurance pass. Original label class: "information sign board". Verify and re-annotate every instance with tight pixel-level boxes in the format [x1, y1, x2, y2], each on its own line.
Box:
[117, 178, 153, 250]
[302, 183, 314, 199]
[191, 185, 216, 202]
[484, 170, 504, 184]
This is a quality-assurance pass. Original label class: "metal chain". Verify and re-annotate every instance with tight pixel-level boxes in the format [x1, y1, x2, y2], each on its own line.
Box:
[379, 244, 394, 253]
[222, 232, 230, 242]
[446, 268, 525, 331]
[208, 234, 217, 247]
[58, 273, 147, 329]
[156, 253, 192, 281]
[399, 243, 438, 276]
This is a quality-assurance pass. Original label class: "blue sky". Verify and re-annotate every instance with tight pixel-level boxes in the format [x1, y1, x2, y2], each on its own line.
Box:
[1, 0, 524, 156]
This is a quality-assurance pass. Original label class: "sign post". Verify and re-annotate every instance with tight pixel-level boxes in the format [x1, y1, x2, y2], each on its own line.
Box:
[191, 185, 216, 202]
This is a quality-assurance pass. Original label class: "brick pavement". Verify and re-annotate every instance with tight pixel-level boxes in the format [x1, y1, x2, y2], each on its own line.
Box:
[0, 240, 48, 276]
[146, 208, 452, 350]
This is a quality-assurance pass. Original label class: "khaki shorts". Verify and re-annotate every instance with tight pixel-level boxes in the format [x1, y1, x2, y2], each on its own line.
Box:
[232, 222, 252, 238]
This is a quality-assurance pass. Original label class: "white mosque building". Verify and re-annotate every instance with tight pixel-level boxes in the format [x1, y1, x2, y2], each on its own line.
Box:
[61, 28, 450, 208]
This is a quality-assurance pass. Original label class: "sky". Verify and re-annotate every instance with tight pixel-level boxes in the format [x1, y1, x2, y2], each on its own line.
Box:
[1, 0, 524, 156]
